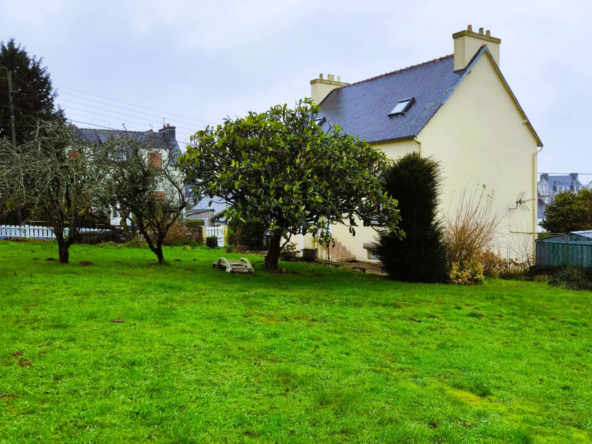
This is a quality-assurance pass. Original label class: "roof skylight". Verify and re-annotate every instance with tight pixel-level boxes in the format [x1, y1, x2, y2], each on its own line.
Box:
[388, 97, 415, 117]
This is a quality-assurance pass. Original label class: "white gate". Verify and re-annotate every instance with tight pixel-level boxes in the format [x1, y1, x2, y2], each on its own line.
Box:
[206, 226, 225, 247]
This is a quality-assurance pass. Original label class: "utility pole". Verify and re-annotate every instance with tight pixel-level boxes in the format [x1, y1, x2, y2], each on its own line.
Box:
[6, 70, 16, 148]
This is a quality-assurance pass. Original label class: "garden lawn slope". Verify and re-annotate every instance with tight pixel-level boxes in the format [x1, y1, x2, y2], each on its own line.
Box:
[0, 241, 591, 443]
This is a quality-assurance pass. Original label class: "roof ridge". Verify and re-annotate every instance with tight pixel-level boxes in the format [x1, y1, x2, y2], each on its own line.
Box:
[77, 127, 150, 134]
[339, 54, 454, 90]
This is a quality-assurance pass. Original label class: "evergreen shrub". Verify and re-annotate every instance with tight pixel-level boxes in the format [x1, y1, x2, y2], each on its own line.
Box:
[376, 153, 448, 283]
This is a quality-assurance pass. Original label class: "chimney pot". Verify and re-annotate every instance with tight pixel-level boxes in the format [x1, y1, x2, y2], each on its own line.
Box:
[337, 75, 341, 82]
[467, 24, 472, 32]
[479, 27, 484, 34]
[320, 73, 323, 79]
[486, 30, 490, 36]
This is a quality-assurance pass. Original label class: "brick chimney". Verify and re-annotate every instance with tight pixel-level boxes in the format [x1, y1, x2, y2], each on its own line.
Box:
[453, 25, 501, 71]
[310, 74, 349, 104]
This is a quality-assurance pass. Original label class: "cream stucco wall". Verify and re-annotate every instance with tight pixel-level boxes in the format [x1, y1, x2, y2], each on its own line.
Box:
[328, 52, 539, 262]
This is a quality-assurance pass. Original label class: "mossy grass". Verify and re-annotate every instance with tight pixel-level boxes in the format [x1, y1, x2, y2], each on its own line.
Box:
[1, 240, 591, 443]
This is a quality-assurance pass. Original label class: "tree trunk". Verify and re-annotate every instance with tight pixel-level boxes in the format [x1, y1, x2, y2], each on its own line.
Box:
[154, 245, 165, 265]
[16, 204, 22, 225]
[56, 236, 70, 264]
[265, 232, 282, 270]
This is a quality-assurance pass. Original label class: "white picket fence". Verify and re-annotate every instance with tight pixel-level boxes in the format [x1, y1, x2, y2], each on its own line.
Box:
[206, 226, 225, 247]
[0, 225, 106, 240]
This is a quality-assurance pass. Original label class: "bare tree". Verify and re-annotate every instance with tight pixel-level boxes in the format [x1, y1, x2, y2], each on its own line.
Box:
[0, 120, 109, 263]
[102, 135, 192, 264]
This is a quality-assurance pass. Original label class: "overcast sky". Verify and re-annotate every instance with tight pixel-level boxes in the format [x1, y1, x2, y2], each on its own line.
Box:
[1, 0, 591, 176]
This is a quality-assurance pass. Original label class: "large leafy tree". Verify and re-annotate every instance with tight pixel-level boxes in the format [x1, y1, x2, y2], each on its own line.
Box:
[375, 153, 448, 283]
[0, 120, 109, 263]
[180, 99, 401, 270]
[540, 189, 592, 233]
[0, 39, 64, 145]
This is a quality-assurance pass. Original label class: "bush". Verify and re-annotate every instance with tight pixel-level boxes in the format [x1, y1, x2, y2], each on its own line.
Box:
[480, 250, 504, 277]
[185, 219, 205, 228]
[449, 261, 484, 285]
[162, 222, 204, 246]
[280, 243, 300, 262]
[548, 267, 592, 291]
[227, 220, 267, 249]
[445, 185, 501, 266]
[376, 153, 448, 283]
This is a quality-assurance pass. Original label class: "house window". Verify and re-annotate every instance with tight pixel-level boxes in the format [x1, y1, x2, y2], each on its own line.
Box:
[148, 152, 162, 169]
[368, 249, 379, 260]
[388, 97, 415, 117]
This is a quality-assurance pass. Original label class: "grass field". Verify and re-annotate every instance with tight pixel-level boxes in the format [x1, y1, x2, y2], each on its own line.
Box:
[0, 240, 591, 443]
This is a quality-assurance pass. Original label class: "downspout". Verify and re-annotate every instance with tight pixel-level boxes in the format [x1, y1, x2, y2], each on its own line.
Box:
[533, 145, 543, 258]
[414, 137, 422, 156]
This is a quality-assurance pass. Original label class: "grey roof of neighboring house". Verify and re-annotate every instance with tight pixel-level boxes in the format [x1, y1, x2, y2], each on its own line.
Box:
[317, 47, 542, 146]
[188, 195, 228, 216]
[75, 128, 182, 164]
[540, 174, 586, 189]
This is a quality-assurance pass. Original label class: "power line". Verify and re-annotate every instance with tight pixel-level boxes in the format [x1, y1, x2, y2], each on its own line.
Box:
[56, 92, 211, 129]
[0, 104, 193, 146]
[58, 99, 201, 133]
[56, 84, 217, 125]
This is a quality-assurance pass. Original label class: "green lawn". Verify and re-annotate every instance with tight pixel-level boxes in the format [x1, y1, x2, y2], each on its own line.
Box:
[0, 241, 590, 443]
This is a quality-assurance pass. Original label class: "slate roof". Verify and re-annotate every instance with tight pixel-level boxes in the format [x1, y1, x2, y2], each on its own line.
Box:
[75, 128, 182, 164]
[317, 48, 542, 146]
[317, 55, 463, 143]
[539, 174, 585, 190]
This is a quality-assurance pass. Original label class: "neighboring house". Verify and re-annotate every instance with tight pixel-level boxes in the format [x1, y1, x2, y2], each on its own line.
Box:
[537, 173, 588, 230]
[185, 193, 228, 227]
[298, 25, 543, 262]
[76, 124, 182, 226]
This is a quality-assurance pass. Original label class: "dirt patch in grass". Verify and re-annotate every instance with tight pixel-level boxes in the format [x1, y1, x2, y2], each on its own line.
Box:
[79, 261, 94, 266]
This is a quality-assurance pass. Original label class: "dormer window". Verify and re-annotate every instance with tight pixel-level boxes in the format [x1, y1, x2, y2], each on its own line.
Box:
[388, 97, 415, 117]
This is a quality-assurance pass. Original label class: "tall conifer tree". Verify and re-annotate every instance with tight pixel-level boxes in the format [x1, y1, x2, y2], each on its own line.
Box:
[0, 38, 64, 145]
[376, 152, 448, 283]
